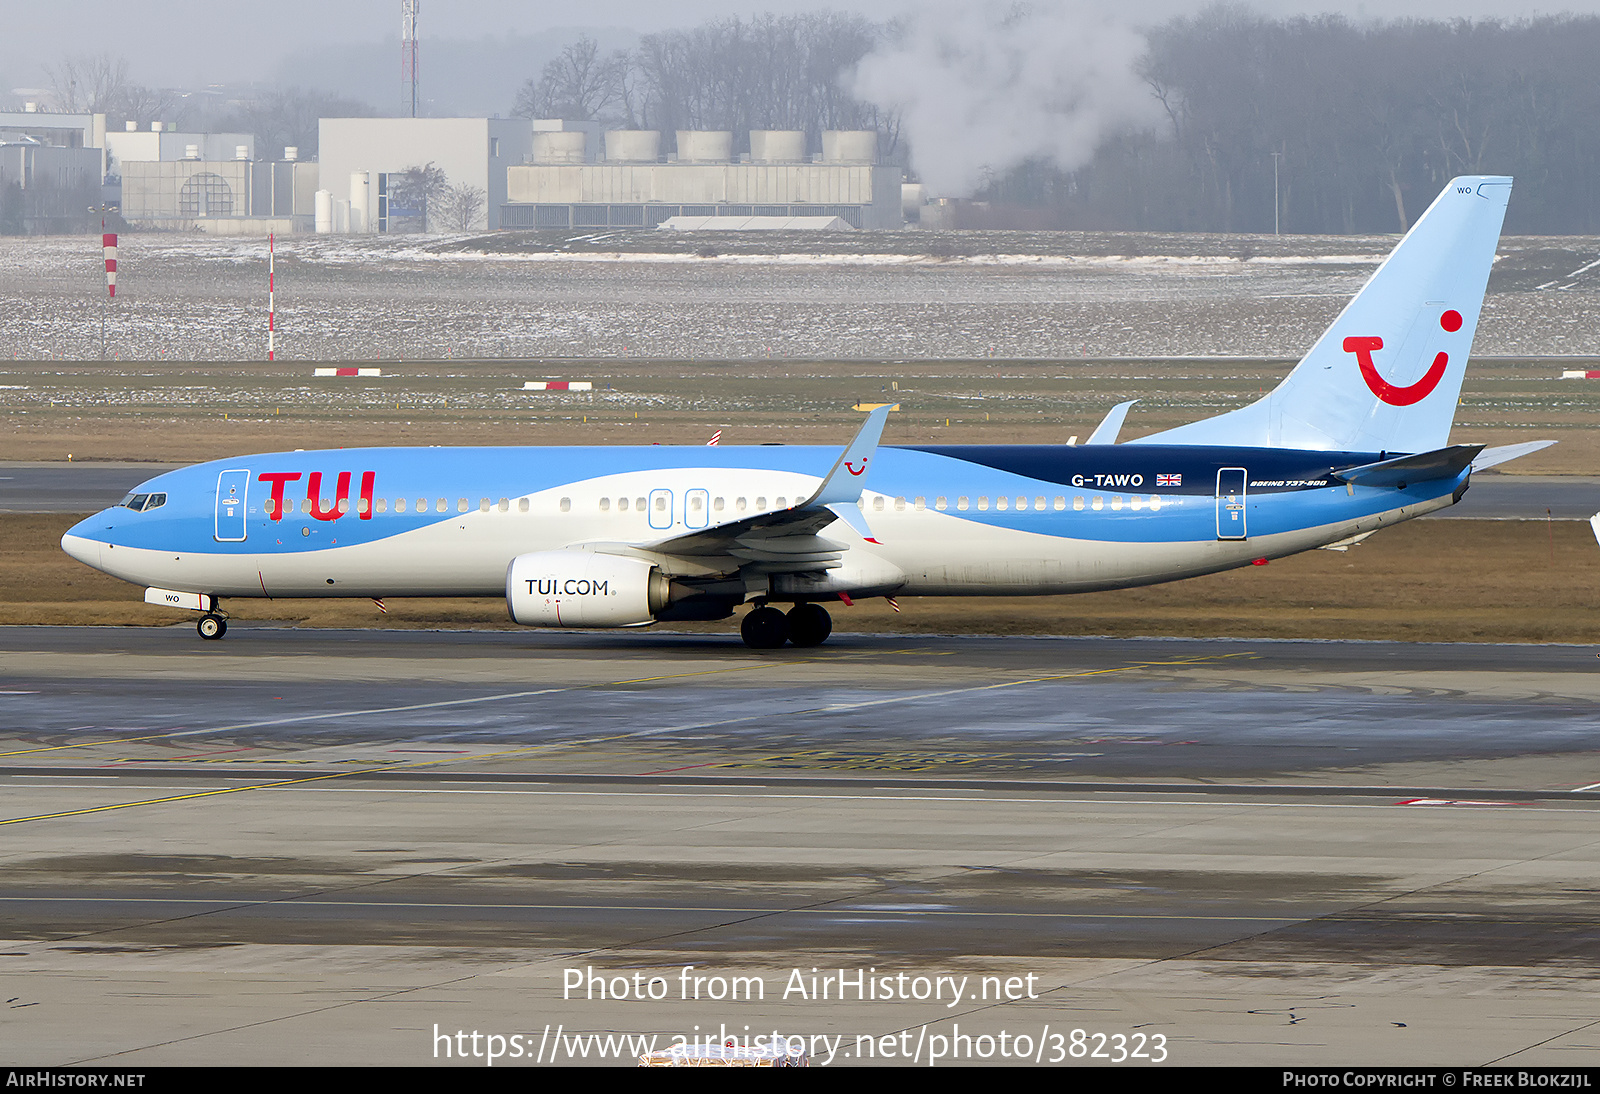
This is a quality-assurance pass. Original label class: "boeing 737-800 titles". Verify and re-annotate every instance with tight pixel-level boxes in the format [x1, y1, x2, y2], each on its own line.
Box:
[62, 175, 1551, 648]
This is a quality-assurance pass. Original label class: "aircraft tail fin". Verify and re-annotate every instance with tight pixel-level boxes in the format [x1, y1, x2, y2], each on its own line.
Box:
[1140, 176, 1512, 454]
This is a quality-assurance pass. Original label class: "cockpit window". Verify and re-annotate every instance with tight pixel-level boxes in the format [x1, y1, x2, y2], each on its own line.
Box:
[145, 493, 166, 511]
[119, 492, 166, 512]
[124, 493, 150, 511]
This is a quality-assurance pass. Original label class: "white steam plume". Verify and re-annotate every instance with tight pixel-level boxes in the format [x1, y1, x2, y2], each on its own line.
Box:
[854, 2, 1164, 197]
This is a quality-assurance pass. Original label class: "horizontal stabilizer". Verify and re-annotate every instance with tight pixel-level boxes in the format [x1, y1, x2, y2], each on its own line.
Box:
[1470, 439, 1557, 472]
[1330, 444, 1482, 488]
[1086, 400, 1137, 445]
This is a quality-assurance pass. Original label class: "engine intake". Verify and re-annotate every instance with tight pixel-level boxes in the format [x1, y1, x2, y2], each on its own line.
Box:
[506, 551, 670, 628]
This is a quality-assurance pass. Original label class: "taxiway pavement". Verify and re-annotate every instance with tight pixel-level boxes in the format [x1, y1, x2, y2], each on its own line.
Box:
[3, 628, 1600, 1066]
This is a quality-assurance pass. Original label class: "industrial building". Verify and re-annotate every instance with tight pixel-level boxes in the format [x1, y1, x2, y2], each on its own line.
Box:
[0, 107, 107, 232]
[0, 107, 108, 177]
[104, 123, 257, 179]
[119, 155, 320, 234]
[502, 129, 902, 230]
[317, 117, 531, 231]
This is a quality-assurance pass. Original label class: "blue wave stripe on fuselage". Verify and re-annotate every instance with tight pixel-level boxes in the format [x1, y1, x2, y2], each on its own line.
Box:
[76, 442, 1450, 553]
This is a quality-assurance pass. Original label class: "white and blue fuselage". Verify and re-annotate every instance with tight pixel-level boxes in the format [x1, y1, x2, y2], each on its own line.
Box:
[63, 441, 1457, 600]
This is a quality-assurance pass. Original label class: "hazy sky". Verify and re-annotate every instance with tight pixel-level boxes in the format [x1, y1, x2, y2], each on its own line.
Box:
[6, 0, 1600, 91]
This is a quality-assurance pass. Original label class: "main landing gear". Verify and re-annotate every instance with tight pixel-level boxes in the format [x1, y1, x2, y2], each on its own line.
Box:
[197, 613, 228, 640]
[740, 603, 833, 649]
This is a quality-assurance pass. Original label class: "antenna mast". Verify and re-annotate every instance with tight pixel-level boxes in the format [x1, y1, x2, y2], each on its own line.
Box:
[401, 0, 419, 117]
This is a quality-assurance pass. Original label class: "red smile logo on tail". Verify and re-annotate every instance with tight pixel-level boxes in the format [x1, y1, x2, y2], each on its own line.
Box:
[1345, 310, 1462, 406]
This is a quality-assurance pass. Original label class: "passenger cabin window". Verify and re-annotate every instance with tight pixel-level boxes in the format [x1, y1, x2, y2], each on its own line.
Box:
[559, 497, 572, 512]
[498, 498, 509, 512]
[518, 498, 530, 512]
[935, 496, 948, 511]
[977, 497, 989, 510]
[957, 496, 969, 511]
[376, 498, 388, 513]
[618, 497, 630, 511]
[395, 497, 407, 513]
[996, 497, 1008, 511]
[872, 497, 884, 511]
[599, 498, 611, 511]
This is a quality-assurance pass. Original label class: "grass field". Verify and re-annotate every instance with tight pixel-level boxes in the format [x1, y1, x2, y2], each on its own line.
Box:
[2, 354, 1594, 470]
[13, 512, 1600, 644]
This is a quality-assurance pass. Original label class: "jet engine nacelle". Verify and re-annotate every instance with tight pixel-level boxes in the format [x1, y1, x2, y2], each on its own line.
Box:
[506, 550, 670, 627]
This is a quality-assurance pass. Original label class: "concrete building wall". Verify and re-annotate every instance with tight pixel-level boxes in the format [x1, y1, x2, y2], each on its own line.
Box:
[1, 143, 111, 233]
[120, 160, 318, 228]
[318, 117, 531, 230]
[504, 162, 903, 228]
[507, 163, 892, 208]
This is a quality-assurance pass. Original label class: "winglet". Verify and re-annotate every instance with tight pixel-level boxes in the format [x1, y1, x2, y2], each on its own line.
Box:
[804, 404, 891, 508]
[1085, 400, 1137, 444]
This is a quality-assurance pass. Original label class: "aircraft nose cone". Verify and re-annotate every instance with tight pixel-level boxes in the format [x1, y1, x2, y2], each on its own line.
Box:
[61, 514, 107, 570]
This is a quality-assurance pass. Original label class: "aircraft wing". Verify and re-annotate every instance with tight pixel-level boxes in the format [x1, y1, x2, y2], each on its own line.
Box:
[636, 405, 891, 573]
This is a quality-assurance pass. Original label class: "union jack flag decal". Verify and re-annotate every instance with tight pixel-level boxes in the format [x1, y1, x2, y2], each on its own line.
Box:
[1156, 473, 1182, 487]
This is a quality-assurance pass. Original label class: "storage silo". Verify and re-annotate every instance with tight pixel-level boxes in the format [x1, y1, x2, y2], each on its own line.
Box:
[675, 130, 733, 163]
[749, 130, 806, 163]
[821, 130, 877, 164]
[604, 130, 660, 163]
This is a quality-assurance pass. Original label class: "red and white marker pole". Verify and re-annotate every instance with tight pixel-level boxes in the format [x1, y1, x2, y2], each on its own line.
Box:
[267, 233, 276, 361]
[100, 218, 116, 359]
[102, 223, 117, 298]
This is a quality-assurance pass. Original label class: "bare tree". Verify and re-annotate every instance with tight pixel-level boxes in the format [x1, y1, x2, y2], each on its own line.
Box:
[512, 36, 627, 121]
[435, 183, 486, 232]
[388, 162, 448, 231]
[44, 53, 130, 114]
[116, 83, 182, 129]
[221, 88, 376, 159]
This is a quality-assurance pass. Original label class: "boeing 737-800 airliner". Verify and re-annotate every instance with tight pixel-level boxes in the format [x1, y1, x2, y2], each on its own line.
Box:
[62, 175, 1551, 648]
